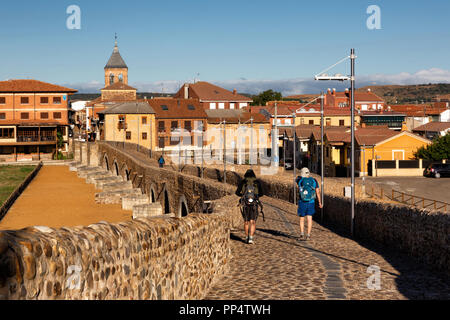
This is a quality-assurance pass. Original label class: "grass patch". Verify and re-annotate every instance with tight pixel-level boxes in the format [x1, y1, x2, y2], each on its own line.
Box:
[0, 165, 36, 206]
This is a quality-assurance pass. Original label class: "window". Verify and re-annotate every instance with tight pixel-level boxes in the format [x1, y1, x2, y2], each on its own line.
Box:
[109, 74, 114, 85]
[339, 120, 345, 126]
[161, 105, 168, 110]
[142, 132, 147, 140]
[187, 105, 195, 110]
[300, 118, 305, 125]
[158, 137, 165, 148]
[53, 112, 62, 119]
[0, 113, 5, 120]
[210, 103, 216, 110]
[158, 121, 165, 132]
[40, 112, 49, 119]
[53, 97, 61, 104]
[326, 118, 331, 126]
[142, 116, 147, 124]
[171, 121, 178, 130]
[118, 74, 123, 83]
[218, 103, 225, 109]
[40, 97, 49, 104]
[230, 103, 235, 109]
[21, 97, 29, 104]
[0, 128, 14, 139]
[184, 121, 192, 132]
[118, 115, 126, 130]
[0, 97, 5, 104]
[21, 112, 29, 119]
[126, 131, 131, 140]
[309, 120, 314, 125]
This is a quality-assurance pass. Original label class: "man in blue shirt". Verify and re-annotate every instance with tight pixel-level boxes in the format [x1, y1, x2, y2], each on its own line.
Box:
[295, 167, 322, 241]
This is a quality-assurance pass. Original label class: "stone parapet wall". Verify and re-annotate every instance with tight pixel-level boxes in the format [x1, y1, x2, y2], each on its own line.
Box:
[169, 158, 450, 274]
[0, 213, 232, 300]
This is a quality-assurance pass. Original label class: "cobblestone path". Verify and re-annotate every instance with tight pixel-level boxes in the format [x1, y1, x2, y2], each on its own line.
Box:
[204, 197, 450, 300]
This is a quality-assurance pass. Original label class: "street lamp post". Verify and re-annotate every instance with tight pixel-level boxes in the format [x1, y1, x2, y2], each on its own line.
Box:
[320, 91, 325, 223]
[292, 113, 296, 203]
[315, 48, 356, 236]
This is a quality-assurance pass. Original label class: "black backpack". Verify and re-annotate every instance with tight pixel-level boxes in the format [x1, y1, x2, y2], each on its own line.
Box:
[241, 178, 258, 206]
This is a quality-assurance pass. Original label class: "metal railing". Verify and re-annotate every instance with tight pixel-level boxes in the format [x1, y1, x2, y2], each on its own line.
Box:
[17, 136, 56, 142]
[366, 185, 449, 212]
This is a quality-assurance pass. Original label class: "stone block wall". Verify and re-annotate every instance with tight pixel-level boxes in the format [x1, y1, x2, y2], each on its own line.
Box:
[0, 213, 233, 300]
[169, 157, 450, 274]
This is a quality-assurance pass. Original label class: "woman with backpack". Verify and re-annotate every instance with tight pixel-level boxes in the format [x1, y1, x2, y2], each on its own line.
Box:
[235, 169, 264, 244]
[296, 167, 322, 241]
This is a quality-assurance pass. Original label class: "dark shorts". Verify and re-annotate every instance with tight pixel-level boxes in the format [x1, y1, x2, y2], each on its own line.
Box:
[241, 205, 259, 222]
[297, 201, 315, 217]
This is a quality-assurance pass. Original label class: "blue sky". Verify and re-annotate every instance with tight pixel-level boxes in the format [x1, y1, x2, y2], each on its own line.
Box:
[1, 0, 450, 94]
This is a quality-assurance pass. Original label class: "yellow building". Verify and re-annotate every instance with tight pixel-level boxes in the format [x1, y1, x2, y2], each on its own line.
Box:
[357, 131, 431, 176]
[309, 126, 431, 177]
[100, 101, 157, 151]
[205, 110, 272, 152]
[295, 109, 360, 127]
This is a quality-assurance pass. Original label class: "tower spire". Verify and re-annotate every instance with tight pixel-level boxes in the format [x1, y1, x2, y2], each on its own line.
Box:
[114, 33, 118, 52]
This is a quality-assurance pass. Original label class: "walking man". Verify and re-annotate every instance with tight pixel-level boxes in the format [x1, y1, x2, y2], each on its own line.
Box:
[235, 169, 264, 244]
[296, 167, 322, 241]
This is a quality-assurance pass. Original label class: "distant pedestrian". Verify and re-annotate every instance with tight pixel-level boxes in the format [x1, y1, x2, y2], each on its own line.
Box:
[158, 155, 165, 168]
[295, 167, 322, 241]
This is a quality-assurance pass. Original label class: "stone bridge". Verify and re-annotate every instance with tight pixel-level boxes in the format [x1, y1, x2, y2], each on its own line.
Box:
[0, 141, 449, 300]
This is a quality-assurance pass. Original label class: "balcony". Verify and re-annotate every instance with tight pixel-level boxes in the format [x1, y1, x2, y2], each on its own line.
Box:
[16, 135, 56, 143]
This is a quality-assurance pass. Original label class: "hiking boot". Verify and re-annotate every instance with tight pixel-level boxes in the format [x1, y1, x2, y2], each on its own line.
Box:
[306, 234, 311, 241]
[299, 234, 305, 241]
[248, 236, 254, 244]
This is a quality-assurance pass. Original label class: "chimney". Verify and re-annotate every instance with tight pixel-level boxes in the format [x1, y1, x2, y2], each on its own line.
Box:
[327, 88, 331, 94]
[332, 88, 336, 95]
[184, 83, 189, 99]
[367, 88, 371, 92]
[233, 89, 237, 95]
[345, 88, 349, 93]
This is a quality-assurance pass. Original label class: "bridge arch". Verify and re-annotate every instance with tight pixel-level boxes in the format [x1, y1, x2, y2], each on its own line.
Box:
[113, 160, 120, 176]
[149, 184, 157, 203]
[101, 153, 110, 171]
[161, 185, 171, 214]
[178, 195, 189, 217]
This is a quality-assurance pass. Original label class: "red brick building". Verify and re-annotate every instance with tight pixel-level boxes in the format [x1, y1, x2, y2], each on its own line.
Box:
[174, 81, 253, 110]
[148, 98, 208, 150]
[0, 79, 77, 161]
[324, 88, 385, 111]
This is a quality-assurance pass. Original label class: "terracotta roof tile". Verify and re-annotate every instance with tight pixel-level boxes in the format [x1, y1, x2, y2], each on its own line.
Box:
[174, 82, 252, 102]
[0, 79, 77, 93]
[148, 98, 207, 119]
[412, 122, 450, 132]
[101, 82, 136, 91]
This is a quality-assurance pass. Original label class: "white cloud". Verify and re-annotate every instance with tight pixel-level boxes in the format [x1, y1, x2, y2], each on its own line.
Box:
[67, 68, 450, 96]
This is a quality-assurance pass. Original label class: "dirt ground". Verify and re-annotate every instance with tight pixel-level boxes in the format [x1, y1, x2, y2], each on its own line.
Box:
[0, 166, 132, 231]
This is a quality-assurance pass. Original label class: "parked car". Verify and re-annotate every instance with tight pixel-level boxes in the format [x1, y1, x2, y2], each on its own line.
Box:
[283, 158, 294, 170]
[424, 163, 450, 178]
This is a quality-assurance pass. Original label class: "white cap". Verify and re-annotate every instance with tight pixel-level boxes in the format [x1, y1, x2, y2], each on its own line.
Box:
[300, 167, 310, 178]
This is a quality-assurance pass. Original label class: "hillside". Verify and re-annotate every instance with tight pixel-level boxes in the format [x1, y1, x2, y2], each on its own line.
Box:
[357, 83, 450, 104]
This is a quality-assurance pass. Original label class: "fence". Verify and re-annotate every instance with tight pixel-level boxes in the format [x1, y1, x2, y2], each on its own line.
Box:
[368, 159, 448, 177]
[366, 185, 449, 212]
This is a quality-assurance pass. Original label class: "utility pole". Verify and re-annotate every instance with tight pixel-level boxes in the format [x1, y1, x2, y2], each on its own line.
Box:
[250, 117, 254, 169]
[274, 102, 278, 164]
[350, 48, 356, 237]
[293, 113, 297, 203]
[320, 91, 325, 222]
[223, 120, 226, 184]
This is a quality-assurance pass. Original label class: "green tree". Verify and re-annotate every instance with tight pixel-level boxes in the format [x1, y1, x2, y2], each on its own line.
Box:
[414, 133, 450, 161]
[251, 90, 282, 106]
